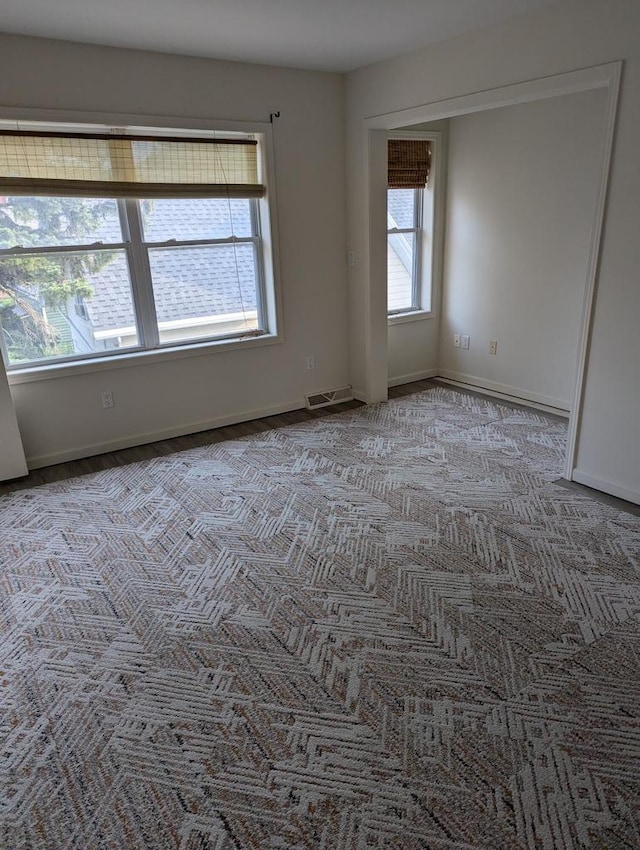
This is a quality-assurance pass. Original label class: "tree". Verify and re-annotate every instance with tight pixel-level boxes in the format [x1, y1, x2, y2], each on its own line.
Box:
[0, 196, 114, 363]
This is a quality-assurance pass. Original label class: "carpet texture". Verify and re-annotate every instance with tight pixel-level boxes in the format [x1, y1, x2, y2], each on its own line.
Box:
[1, 386, 639, 849]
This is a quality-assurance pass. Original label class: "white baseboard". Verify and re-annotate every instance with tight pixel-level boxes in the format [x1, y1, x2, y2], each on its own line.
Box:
[26, 399, 304, 470]
[23, 372, 572, 470]
[571, 469, 640, 506]
[435, 371, 570, 417]
[388, 369, 438, 389]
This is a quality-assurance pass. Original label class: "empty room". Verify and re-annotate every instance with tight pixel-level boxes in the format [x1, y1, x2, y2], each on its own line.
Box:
[1, 0, 639, 848]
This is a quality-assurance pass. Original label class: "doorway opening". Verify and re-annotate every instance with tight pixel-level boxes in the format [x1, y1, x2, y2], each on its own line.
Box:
[363, 62, 621, 481]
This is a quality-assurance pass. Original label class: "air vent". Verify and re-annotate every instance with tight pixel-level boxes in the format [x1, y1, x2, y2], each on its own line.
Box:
[305, 385, 353, 410]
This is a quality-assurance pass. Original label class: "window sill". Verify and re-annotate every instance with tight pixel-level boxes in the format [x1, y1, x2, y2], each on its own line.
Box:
[388, 309, 434, 326]
[7, 331, 283, 385]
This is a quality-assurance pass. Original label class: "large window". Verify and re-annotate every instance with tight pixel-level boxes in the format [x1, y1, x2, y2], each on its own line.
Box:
[0, 126, 275, 370]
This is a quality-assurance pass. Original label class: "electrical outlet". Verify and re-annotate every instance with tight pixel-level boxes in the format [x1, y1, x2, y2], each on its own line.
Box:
[489, 340, 498, 356]
[306, 355, 315, 370]
[461, 335, 470, 350]
[454, 334, 461, 348]
[347, 250, 356, 267]
[101, 389, 114, 409]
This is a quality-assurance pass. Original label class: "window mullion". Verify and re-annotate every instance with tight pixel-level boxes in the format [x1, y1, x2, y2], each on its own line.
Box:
[250, 199, 267, 331]
[122, 199, 160, 349]
[386, 227, 417, 235]
[412, 188, 424, 310]
[144, 235, 254, 249]
[0, 242, 128, 258]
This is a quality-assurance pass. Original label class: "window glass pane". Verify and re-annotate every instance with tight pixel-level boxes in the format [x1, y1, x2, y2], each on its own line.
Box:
[388, 233, 415, 312]
[387, 188, 415, 230]
[0, 197, 122, 249]
[140, 198, 253, 243]
[148, 244, 259, 345]
[0, 250, 138, 366]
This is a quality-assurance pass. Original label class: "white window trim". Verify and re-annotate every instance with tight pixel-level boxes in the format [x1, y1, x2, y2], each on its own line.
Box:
[7, 330, 282, 385]
[387, 186, 423, 316]
[387, 130, 445, 326]
[0, 106, 284, 384]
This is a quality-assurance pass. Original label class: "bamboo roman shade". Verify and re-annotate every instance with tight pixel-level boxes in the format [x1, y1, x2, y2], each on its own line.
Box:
[0, 131, 264, 199]
[388, 139, 431, 189]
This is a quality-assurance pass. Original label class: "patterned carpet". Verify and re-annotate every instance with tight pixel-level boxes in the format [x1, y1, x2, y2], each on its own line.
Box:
[1, 386, 639, 850]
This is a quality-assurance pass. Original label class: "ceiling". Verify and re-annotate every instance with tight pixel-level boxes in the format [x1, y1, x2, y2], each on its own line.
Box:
[0, 0, 558, 73]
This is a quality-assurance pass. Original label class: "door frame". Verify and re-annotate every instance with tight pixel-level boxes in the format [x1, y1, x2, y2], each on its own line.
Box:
[361, 61, 622, 481]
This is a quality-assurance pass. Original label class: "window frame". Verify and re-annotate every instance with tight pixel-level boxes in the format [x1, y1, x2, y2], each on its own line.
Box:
[387, 186, 424, 315]
[386, 130, 444, 325]
[0, 109, 283, 384]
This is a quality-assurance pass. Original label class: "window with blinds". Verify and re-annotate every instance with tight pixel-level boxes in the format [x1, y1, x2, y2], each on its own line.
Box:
[387, 137, 434, 317]
[0, 124, 275, 370]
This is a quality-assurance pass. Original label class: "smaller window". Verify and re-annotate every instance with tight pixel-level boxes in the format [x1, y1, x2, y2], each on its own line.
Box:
[387, 187, 423, 314]
[387, 137, 435, 318]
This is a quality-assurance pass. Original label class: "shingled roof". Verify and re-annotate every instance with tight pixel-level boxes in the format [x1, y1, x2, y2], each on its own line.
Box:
[86, 198, 257, 333]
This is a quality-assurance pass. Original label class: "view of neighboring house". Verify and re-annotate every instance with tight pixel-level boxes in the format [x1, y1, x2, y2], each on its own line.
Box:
[387, 189, 414, 312]
[72, 199, 259, 354]
[0, 196, 260, 364]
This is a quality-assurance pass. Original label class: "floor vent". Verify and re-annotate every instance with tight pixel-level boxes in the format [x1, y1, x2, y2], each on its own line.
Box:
[305, 385, 353, 410]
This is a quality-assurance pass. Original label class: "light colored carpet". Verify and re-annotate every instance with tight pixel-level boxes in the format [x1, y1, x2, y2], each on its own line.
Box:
[1, 386, 639, 849]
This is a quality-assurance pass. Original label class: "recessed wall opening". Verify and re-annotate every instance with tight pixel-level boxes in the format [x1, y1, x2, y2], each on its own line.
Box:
[363, 63, 621, 482]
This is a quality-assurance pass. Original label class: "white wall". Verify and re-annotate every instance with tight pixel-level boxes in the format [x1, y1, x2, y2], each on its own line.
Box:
[346, 0, 640, 503]
[388, 320, 438, 386]
[439, 90, 606, 410]
[0, 33, 347, 467]
[0, 371, 27, 480]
